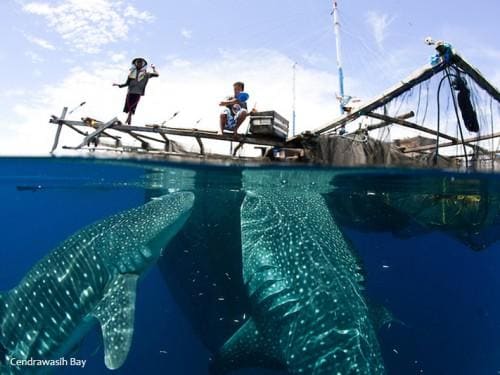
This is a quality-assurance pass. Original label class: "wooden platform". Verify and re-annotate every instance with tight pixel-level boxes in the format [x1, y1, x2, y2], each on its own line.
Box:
[48, 114, 293, 160]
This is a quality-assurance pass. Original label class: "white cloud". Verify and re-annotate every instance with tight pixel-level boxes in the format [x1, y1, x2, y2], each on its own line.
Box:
[170, 58, 192, 68]
[22, 0, 154, 54]
[0, 49, 345, 156]
[365, 11, 395, 49]
[301, 52, 328, 67]
[181, 28, 193, 40]
[123, 4, 154, 23]
[25, 50, 44, 63]
[61, 57, 76, 64]
[0, 89, 27, 98]
[24, 34, 56, 50]
[109, 52, 127, 63]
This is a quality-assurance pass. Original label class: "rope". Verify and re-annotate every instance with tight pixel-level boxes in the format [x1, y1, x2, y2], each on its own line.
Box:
[415, 83, 423, 124]
[421, 80, 431, 126]
[445, 67, 469, 169]
[490, 96, 495, 170]
[434, 73, 449, 165]
[340, 132, 368, 143]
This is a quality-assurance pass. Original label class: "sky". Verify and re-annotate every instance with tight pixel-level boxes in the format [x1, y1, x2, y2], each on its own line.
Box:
[0, 0, 499, 155]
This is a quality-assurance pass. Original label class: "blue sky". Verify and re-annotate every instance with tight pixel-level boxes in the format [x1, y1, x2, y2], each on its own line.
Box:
[0, 0, 498, 154]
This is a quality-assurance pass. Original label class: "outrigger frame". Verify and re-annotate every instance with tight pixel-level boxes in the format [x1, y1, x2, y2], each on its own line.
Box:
[48, 115, 289, 157]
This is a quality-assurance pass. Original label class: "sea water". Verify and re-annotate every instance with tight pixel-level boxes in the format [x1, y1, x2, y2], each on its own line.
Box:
[0, 157, 499, 375]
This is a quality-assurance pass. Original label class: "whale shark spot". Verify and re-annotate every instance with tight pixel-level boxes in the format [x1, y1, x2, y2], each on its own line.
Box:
[139, 245, 153, 258]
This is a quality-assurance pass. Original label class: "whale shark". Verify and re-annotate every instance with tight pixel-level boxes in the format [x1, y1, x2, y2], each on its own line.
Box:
[212, 171, 386, 375]
[0, 192, 194, 374]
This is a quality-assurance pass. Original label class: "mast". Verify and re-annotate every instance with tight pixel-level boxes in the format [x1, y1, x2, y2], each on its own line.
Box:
[332, 1, 345, 115]
[292, 62, 297, 136]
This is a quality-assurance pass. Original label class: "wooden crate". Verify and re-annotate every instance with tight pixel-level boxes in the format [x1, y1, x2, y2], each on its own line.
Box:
[249, 111, 289, 139]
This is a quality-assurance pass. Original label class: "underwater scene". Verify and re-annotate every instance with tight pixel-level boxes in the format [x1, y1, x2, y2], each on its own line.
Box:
[1, 157, 500, 375]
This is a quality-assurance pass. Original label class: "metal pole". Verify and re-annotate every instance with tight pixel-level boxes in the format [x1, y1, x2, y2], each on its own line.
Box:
[332, 1, 345, 115]
[50, 106, 68, 154]
[292, 62, 297, 136]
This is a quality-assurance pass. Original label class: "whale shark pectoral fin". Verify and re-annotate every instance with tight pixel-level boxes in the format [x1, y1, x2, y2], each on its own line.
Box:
[211, 318, 284, 375]
[92, 273, 139, 370]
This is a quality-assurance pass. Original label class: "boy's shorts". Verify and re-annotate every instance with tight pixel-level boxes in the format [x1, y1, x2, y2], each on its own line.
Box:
[222, 106, 247, 130]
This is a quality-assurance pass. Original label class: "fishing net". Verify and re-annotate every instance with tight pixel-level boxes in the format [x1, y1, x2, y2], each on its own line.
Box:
[308, 50, 500, 170]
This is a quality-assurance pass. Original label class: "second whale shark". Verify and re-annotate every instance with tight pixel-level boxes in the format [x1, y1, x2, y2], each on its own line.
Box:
[212, 171, 386, 375]
[0, 191, 194, 374]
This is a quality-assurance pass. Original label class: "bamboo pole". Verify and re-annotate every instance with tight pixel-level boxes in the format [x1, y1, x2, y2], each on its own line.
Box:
[292, 60, 448, 138]
[118, 125, 287, 147]
[366, 111, 414, 131]
[402, 131, 500, 153]
[365, 112, 459, 143]
[75, 118, 118, 149]
[126, 131, 167, 144]
[50, 107, 67, 153]
[453, 54, 500, 102]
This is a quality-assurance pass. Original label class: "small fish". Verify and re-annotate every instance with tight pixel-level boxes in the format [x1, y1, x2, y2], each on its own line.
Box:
[16, 185, 43, 192]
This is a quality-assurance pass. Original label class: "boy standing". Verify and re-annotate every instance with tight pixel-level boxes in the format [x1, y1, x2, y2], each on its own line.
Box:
[113, 57, 159, 125]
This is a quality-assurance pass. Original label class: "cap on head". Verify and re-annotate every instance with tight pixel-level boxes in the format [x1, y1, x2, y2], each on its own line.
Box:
[132, 57, 148, 66]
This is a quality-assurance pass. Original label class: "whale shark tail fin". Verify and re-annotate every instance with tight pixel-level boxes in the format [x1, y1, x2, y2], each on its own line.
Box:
[210, 318, 285, 375]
